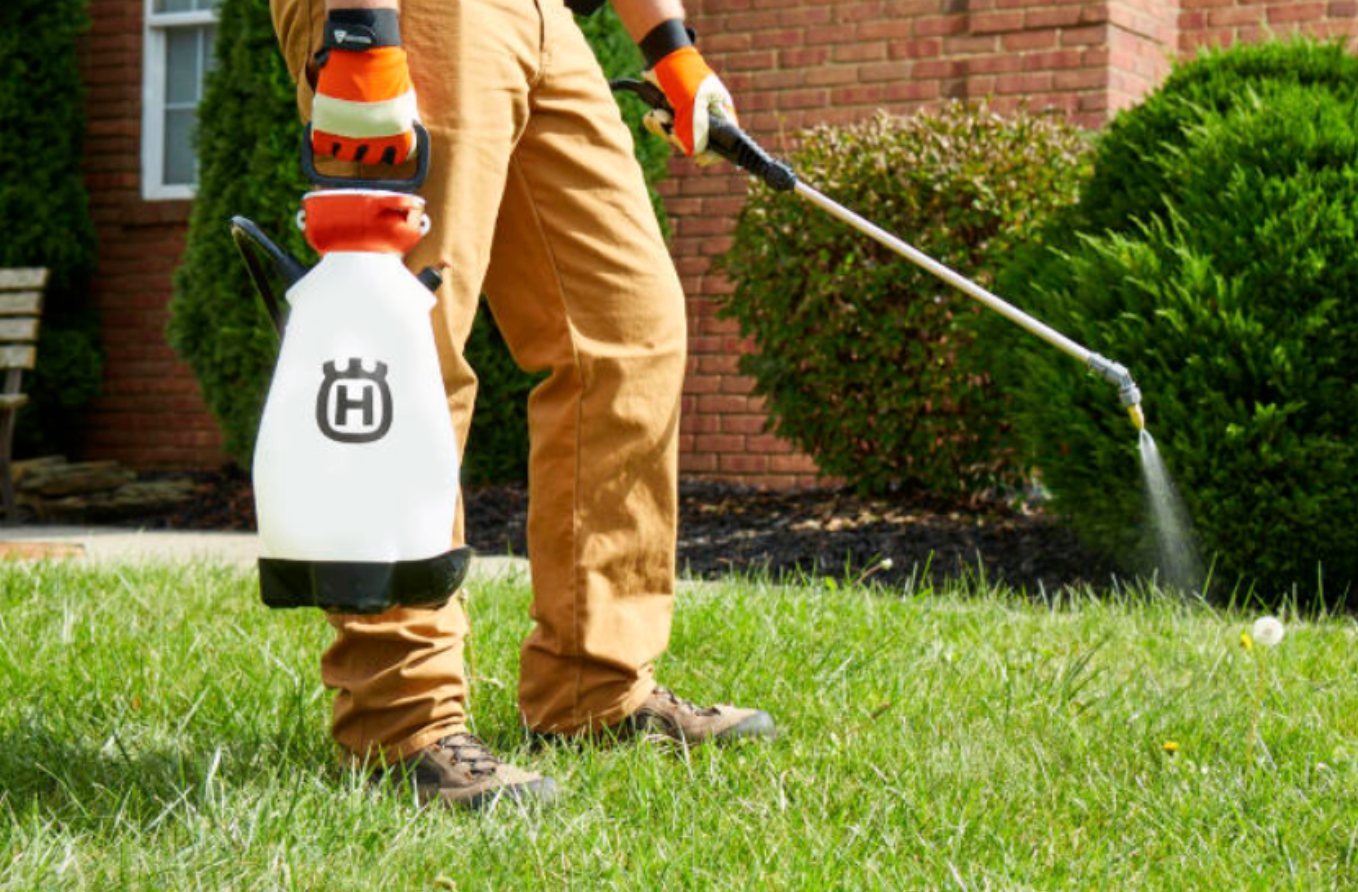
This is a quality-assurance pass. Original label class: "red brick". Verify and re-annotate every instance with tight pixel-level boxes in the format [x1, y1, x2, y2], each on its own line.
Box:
[887, 38, 944, 60]
[1003, 29, 1059, 50]
[719, 454, 770, 473]
[970, 11, 1025, 32]
[1268, 1, 1328, 22]
[914, 14, 968, 36]
[747, 434, 794, 454]
[680, 453, 718, 473]
[1062, 25, 1109, 45]
[1025, 6, 1085, 28]
[722, 415, 768, 435]
[770, 454, 821, 474]
[696, 434, 746, 453]
[857, 20, 915, 39]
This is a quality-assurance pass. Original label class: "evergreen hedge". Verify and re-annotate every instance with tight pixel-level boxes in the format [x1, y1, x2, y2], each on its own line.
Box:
[719, 104, 1090, 499]
[996, 40, 1358, 601]
[0, 0, 102, 456]
[170, 0, 667, 482]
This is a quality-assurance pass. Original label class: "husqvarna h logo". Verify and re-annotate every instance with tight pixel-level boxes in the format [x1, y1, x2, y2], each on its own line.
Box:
[317, 359, 393, 443]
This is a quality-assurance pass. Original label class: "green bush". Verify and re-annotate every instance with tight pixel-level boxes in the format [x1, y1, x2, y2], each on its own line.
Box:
[1080, 38, 1358, 236]
[0, 0, 103, 457]
[171, 0, 667, 482]
[1000, 52, 1358, 600]
[718, 104, 1090, 499]
[169, 0, 310, 463]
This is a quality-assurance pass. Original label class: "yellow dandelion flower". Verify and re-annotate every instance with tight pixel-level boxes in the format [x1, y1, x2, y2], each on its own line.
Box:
[1239, 631, 1254, 652]
[1163, 740, 1180, 754]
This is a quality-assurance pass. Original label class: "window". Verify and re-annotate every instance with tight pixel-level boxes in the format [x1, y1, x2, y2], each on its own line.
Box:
[142, 0, 222, 200]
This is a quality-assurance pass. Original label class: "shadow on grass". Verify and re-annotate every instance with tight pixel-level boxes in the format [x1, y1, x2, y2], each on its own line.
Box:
[0, 711, 338, 830]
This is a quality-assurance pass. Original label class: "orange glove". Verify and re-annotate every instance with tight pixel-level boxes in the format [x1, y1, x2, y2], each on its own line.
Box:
[641, 24, 737, 165]
[310, 9, 419, 165]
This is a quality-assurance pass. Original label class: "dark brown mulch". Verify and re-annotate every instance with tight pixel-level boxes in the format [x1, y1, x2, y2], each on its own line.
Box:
[124, 470, 1106, 591]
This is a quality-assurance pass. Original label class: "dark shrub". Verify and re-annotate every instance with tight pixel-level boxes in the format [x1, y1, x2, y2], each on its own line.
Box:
[1080, 38, 1358, 235]
[719, 104, 1090, 499]
[1002, 72, 1358, 601]
[171, 1, 667, 482]
[169, 0, 310, 464]
[0, 0, 103, 456]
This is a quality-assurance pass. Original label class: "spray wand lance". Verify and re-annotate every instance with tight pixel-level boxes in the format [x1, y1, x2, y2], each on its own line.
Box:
[613, 80, 1146, 432]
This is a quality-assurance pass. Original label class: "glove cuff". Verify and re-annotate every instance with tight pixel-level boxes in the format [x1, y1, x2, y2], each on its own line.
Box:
[639, 19, 696, 69]
[323, 8, 402, 52]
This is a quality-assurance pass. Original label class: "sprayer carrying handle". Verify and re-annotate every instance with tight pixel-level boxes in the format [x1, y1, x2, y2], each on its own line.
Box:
[609, 78, 797, 193]
[301, 122, 432, 193]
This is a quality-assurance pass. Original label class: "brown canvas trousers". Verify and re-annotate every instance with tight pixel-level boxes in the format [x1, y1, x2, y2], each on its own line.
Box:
[271, 0, 685, 755]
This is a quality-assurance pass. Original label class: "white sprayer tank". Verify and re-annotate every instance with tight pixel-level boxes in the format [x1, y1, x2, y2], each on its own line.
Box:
[253, 250, 458, 563]
[246, 189, 468, 613]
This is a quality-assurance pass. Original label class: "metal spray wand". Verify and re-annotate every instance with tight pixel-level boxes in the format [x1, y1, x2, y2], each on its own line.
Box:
[613, 80, 1146, 432]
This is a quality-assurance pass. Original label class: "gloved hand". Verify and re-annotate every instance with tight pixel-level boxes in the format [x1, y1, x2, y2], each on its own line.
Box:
[642, 29, 737, 166]
[310, 8, 419, 165]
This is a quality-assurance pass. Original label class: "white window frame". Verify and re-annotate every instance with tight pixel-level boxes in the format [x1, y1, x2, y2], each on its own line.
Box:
[141, 1, 220, 201]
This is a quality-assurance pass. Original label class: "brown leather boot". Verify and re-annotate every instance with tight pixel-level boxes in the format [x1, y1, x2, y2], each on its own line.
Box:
[377, 733, 558, 810]
[621, 687, 777, 745]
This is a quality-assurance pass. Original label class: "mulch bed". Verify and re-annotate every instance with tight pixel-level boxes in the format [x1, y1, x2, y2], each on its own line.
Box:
[124, 469, 1107, 591]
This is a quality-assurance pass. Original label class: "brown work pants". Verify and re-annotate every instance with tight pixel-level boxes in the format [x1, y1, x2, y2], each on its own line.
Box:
[271, 0, 685, 755]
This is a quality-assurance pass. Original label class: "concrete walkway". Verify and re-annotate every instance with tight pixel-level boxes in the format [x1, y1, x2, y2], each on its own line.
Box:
[0, 526, 530, 582]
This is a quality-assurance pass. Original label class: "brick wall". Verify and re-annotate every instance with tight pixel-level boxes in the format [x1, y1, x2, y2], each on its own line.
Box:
[1180, 0, 1356, 53]
[77, 0, 1356, 478]
[81, 0, 228, 469]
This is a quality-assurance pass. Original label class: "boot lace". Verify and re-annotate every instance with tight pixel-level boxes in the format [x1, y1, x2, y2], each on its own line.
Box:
[436, 733, 502, 778]
[653, 686, 721, 717]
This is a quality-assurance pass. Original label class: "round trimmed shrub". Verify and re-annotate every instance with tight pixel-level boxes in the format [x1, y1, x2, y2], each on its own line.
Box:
[718, 104, 1091, 499]
[1081, 38, 1358, 235]
[0, 0, 103, 457]
[1001, 60, 1358, 601]
[171, 1, 666, 482]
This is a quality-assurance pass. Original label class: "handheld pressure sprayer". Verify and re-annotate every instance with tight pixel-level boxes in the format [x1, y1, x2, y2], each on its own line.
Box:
[229, 124, 473, 614]
[613, 80, 1146, 432]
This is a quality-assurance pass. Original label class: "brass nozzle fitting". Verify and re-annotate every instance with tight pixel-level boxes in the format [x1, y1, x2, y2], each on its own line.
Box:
[1088, 353, 1144, 431]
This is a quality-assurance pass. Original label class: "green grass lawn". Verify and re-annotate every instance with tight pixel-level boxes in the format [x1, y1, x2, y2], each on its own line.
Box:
[1, 561, 1356, 890]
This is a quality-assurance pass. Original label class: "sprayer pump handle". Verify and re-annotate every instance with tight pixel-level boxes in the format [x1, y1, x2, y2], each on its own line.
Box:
[300, 122, 432, 193]
[608, 78, 797, 193]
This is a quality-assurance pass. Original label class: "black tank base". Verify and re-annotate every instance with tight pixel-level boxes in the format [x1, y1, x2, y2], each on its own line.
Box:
[258, 547, 474, 614]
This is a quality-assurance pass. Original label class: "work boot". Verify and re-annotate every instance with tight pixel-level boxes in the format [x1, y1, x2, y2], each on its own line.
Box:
[620, 687, 777, 745]
[377, 733, 558, 811]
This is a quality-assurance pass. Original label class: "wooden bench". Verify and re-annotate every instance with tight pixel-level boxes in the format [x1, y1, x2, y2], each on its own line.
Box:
[0, 268, 47, 524]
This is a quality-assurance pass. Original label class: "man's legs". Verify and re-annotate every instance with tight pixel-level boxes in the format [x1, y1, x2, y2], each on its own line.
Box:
[480, 0, 687, 735]
[271, 0, 542, 759]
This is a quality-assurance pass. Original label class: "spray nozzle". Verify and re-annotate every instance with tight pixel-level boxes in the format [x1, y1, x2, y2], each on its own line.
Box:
[1087, 353, 1145, 430]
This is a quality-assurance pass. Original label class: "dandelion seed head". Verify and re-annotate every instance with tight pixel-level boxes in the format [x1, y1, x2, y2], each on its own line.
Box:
[1252, 616, 1285, 647]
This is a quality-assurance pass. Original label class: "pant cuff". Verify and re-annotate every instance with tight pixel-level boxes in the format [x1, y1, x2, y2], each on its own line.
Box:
[340, 720, 468, 766]
[530, 673, 658, 736]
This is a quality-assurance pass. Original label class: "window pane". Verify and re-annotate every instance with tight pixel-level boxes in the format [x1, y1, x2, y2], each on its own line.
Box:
[195, 0, 224, 10]
[154, 0, 195, 12]
[164, 108, 196, 186]
[166, 28, 199, 104]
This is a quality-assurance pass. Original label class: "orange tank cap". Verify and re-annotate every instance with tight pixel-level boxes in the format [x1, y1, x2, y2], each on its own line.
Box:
[302, 190, 426, 255]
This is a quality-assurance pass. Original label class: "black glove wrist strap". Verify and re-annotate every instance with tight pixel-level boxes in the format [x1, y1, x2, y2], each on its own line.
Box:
[640, 19, 696, 69]
[323, 8, 402, 52]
